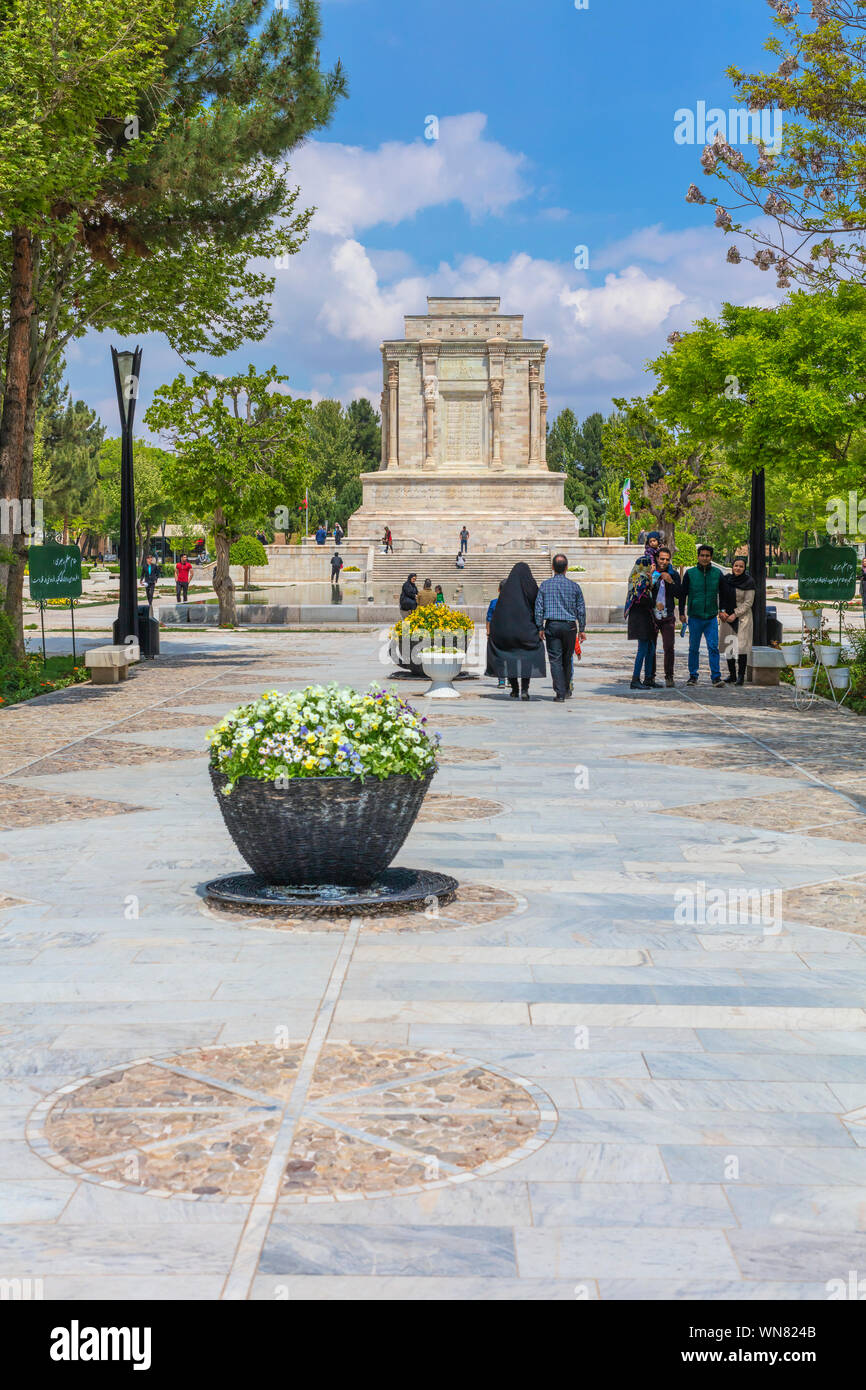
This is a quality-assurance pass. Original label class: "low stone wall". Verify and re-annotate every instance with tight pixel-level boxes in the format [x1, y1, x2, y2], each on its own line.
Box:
[159, 601, 623, 627]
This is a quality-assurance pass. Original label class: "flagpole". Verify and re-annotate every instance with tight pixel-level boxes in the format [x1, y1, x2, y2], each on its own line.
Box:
[305, 489, 309, 540]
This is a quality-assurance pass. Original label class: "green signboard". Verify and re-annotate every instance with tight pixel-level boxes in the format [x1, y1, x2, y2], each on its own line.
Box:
[29, 544, 82, 601]
[797, 545, 858, 603]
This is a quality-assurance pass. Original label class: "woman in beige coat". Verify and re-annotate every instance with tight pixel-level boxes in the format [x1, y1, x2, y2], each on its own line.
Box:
[719, 556, 755, 685]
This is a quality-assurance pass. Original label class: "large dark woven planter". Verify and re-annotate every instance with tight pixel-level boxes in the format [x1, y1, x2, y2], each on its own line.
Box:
[209, 765, 435, 887]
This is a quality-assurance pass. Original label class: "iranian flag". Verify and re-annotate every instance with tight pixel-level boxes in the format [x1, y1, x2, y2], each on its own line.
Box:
[622, 479, 632, 517]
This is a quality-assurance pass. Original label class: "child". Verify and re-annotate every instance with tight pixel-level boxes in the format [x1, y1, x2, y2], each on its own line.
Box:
[487, 582, 506, 686]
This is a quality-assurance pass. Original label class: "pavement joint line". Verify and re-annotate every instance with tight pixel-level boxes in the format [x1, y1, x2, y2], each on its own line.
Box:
[674, 685, 866, 814]
[219, 917, 361, 1301]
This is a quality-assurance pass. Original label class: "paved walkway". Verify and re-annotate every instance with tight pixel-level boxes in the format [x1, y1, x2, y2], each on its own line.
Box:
[1, 628, 866, 1300]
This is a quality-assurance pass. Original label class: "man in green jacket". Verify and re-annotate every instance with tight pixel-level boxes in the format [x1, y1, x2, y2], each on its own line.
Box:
[678, 544, 724, 687]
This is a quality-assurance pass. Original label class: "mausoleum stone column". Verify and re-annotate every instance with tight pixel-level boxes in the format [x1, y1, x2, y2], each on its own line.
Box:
[487, 337, 506, 471]
[423, 377, 438, 469]
[380, 387, 388, 469]
[490, 379, 504, 470]
[529, 362, 541, 466]
[420, 338, 440, 470]
[387, 362, 399, 467]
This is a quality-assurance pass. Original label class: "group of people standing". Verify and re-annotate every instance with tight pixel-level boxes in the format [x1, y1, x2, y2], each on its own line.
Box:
[399, 575, 446, 611]
[626, 532, 756, 690]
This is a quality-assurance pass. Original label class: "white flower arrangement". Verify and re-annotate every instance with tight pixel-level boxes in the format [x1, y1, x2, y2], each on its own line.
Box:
[207, 683, 440, 794]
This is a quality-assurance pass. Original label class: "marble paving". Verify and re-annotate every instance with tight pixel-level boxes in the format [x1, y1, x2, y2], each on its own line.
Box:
[1, 626, 866, 1301]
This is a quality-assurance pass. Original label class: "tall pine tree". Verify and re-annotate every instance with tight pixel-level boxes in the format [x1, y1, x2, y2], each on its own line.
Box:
[0, 0, 347, 653]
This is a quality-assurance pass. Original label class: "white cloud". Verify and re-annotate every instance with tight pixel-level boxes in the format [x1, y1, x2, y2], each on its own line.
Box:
[290, 113, 529, 237]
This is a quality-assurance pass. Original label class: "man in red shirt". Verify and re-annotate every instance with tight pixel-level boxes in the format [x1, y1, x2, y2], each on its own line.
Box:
[175, 554, 193, 602]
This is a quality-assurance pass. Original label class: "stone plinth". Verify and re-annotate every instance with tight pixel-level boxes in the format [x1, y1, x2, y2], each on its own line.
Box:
[348, 469, 579, 551]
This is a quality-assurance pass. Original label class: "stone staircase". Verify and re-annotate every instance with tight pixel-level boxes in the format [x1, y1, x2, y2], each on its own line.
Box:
[372, 551, 554, 586]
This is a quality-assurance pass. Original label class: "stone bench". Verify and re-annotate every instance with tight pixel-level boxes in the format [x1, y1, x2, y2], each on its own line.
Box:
[84, 643, 141, 685]
[748, 646, 786, 687]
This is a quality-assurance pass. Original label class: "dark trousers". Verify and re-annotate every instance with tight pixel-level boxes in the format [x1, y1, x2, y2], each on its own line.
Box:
[509, 676, 530, 695]
[176, 582, 188, 602]
[331, 569, 342, 584]
[544, 620, 576, 697]
[460, 538, 468, 553]
[655, 615, 675, 679]
[144, 583, 156, 605]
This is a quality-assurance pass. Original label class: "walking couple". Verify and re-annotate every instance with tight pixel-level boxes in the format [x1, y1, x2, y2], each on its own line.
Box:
[486, 555, 586, 702]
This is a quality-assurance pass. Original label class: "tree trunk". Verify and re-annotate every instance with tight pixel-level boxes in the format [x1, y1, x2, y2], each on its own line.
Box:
[213, 507, 236, 625]
[0, 229, 35, 657]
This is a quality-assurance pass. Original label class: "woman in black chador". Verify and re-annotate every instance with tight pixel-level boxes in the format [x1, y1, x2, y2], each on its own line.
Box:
[486, 561, 547, 699]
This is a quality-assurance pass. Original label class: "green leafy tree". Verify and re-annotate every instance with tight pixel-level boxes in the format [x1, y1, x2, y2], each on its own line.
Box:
[602, 397, 719, 550]
[40, 396, 104, 543]
[144, 366, 311, 624]
[307, 399, 367, 529]
[673, 531, 698, 569]
[653, 288, 866, 505]
[0, 0, 173, 650]
[97, 438, 172, 564]
[346, 398, 381, 471]
[547, 408, 609, 529]
[0, 0, 346, 653]
[230, 535, 268, 591]
[685, 1, 866, 289]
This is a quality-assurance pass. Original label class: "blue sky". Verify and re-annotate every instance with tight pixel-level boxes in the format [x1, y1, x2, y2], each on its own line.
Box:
[67, 0, 787, 432]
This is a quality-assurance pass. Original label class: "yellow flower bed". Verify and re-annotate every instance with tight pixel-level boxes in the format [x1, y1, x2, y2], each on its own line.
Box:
[392, 603, 474, 643]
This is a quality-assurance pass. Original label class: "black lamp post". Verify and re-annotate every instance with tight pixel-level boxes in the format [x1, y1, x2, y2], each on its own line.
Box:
[111, 345, 142, 646]
[749, 466, 767, 648]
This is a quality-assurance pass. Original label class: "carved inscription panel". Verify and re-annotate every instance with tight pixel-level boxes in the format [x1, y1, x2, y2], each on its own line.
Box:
[442, 395, 484, 464]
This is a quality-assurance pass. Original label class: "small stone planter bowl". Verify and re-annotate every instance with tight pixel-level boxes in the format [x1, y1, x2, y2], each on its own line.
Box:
[828, 665, 851, 691]
[209, 765, 435, 886]
[802, 611, 822, 631]
[419, 646, 465, 699]
[793, 665, 815, 690]
[779, 641, 802, 666]
[817, 642, 843, 667]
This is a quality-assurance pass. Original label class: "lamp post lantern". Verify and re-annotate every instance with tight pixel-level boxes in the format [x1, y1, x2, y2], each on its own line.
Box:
[111, 346, 142, 646]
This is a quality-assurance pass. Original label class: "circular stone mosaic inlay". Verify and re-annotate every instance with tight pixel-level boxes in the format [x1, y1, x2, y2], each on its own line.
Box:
[417, 792, 507, 821]
[204, 881, 524, 934]
[29, 1043, 556, 1204]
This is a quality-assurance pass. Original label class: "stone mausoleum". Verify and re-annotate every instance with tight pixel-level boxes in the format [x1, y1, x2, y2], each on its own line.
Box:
[348, 297, 578, 551]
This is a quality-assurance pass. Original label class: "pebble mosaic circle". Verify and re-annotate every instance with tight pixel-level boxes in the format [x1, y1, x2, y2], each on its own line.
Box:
[28, 1042, 556, 1205]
